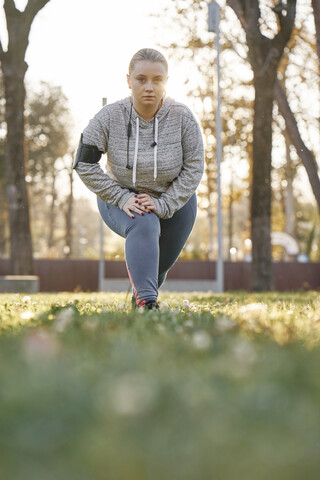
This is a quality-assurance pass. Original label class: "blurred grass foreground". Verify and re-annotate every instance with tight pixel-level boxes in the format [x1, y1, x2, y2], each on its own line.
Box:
[0, 291, 320, 480]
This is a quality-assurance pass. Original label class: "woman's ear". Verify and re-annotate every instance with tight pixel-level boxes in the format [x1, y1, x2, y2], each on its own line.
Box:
[126, 74, 131, 89]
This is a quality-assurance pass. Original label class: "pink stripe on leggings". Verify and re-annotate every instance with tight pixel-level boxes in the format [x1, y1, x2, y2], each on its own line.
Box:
[126, 260, 146, 307]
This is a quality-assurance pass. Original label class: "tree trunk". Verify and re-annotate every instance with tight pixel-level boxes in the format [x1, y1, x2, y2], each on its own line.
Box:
[47, 169, 56, 254]
[228, 170, 233, 260]
[312, 0, 320, 62]
[227, 0, 297, 290]
[251, 77, 274, 290]
[0, 0, 51, 274]
[284, 135, 296, 237]
[0, 205, 8, 256]
[0, 151, 8, 256]
[3, 60, 34, 274]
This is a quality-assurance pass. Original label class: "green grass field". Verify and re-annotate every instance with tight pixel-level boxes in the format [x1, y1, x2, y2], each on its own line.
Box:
[1, 291, 320, 480]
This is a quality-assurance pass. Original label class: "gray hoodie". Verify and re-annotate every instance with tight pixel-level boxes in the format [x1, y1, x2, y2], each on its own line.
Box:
[74, 96, 204, 219]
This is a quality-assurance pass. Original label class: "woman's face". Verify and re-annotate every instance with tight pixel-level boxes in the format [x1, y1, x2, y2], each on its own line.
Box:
[127, 60, 168, 110]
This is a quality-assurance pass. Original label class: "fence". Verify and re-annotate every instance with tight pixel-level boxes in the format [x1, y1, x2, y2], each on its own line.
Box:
[0, 259, 319, 292]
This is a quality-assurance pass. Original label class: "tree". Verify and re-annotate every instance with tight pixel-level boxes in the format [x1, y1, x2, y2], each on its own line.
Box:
[0, 138, 8, 256]
[225, 7, 320, 215]
[227, 0, 297, 290]
[0, 70, 8, 256]
[0, 78, 74, 259]
[272, 20, 320, 247]
[273, 13, 320, 214]
[156, 0, 319, 270]
[0, 0, 51, 274]
[274, 81, 320, 212]
[63, 155, 74, 258]
[154, 0, 254, 261]
[26, 81, 72, 256]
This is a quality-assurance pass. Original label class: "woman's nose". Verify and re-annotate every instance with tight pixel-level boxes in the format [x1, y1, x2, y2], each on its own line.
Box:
[145, 81, 154, 91]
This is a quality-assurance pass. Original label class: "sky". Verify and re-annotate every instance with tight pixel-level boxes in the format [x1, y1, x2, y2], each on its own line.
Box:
[1, 0, 190, 135]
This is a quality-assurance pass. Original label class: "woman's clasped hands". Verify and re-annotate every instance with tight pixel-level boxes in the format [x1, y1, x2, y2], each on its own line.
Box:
[123, 193, 157, 218]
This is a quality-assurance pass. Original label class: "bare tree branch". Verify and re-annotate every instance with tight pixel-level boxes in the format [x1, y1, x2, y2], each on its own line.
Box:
[4, 0, 22, 34]
[24, 0, 51, 28]
[229, 0, 297, 75]
[3, 0, 23, 36]
[243, 0, 261, 39]
[227, 0, 247, 29]
[3, 0, 51, 64]
[3, 0, 17, 15]
[272, 1, 288, 31]
[272, 0, 297, 55]
[312, 0, 320, 62]
[274, 80, 320, 211]
[228, 0, 266, 73]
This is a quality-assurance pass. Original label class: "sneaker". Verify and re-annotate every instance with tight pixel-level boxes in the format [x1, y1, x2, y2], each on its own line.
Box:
[132, 296, 159, 311]
[144, 301, 160, 311]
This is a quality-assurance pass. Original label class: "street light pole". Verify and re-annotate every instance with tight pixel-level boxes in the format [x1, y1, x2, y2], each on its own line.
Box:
[208, 1, 224, 293]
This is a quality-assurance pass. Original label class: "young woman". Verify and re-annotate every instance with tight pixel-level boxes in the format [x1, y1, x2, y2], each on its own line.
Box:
[73, 48, 204, 309]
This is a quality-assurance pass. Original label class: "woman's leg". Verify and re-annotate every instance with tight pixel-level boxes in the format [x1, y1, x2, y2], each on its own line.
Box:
[97, 197, 160, 306]
[158, 193, 197, 288]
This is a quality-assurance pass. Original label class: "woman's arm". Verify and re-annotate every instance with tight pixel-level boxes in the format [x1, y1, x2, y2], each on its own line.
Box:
[153, 113, 204, 219]
[73, 111, 133, 210]
[75, 161, 134, 209]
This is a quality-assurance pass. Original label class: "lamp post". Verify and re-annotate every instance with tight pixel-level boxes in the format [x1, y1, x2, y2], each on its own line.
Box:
[99, 97, 107, 291]
[208, 1, 224, 293]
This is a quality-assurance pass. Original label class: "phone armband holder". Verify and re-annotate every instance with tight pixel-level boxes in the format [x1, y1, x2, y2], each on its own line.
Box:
[72, 133, 103, 169]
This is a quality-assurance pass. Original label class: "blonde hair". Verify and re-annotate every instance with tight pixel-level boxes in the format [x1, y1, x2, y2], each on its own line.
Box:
[129, 48, 168, 75]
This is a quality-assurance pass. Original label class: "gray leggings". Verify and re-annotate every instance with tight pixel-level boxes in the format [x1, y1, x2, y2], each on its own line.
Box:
[97, 193, 197, 306]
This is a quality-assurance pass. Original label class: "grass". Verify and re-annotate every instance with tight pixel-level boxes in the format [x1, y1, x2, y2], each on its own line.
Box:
[0, 290, 320, 480]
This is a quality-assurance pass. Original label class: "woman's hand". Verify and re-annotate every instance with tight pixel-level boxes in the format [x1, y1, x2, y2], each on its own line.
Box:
[122, 193, 157, 218]
[135, 193, 157, 212]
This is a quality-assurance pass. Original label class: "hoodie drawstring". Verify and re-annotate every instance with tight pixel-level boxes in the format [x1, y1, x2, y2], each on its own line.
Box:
[132, 117, 139, 187]
[153, 117, 158, 182]
[130, 115, 159, 187]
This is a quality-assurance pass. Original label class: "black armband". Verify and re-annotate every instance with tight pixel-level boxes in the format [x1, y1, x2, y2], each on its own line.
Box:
[72, 133, 103, 169]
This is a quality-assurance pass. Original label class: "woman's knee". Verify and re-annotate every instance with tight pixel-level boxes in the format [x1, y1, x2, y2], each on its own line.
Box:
[126, 212, 160, 240]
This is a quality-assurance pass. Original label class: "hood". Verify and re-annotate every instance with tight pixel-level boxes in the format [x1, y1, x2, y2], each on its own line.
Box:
[119, 96, 176, 187]
[120, 96, 176, 126]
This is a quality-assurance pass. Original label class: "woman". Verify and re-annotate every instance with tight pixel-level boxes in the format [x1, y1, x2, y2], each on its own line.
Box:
[73, 48, 204, 309]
